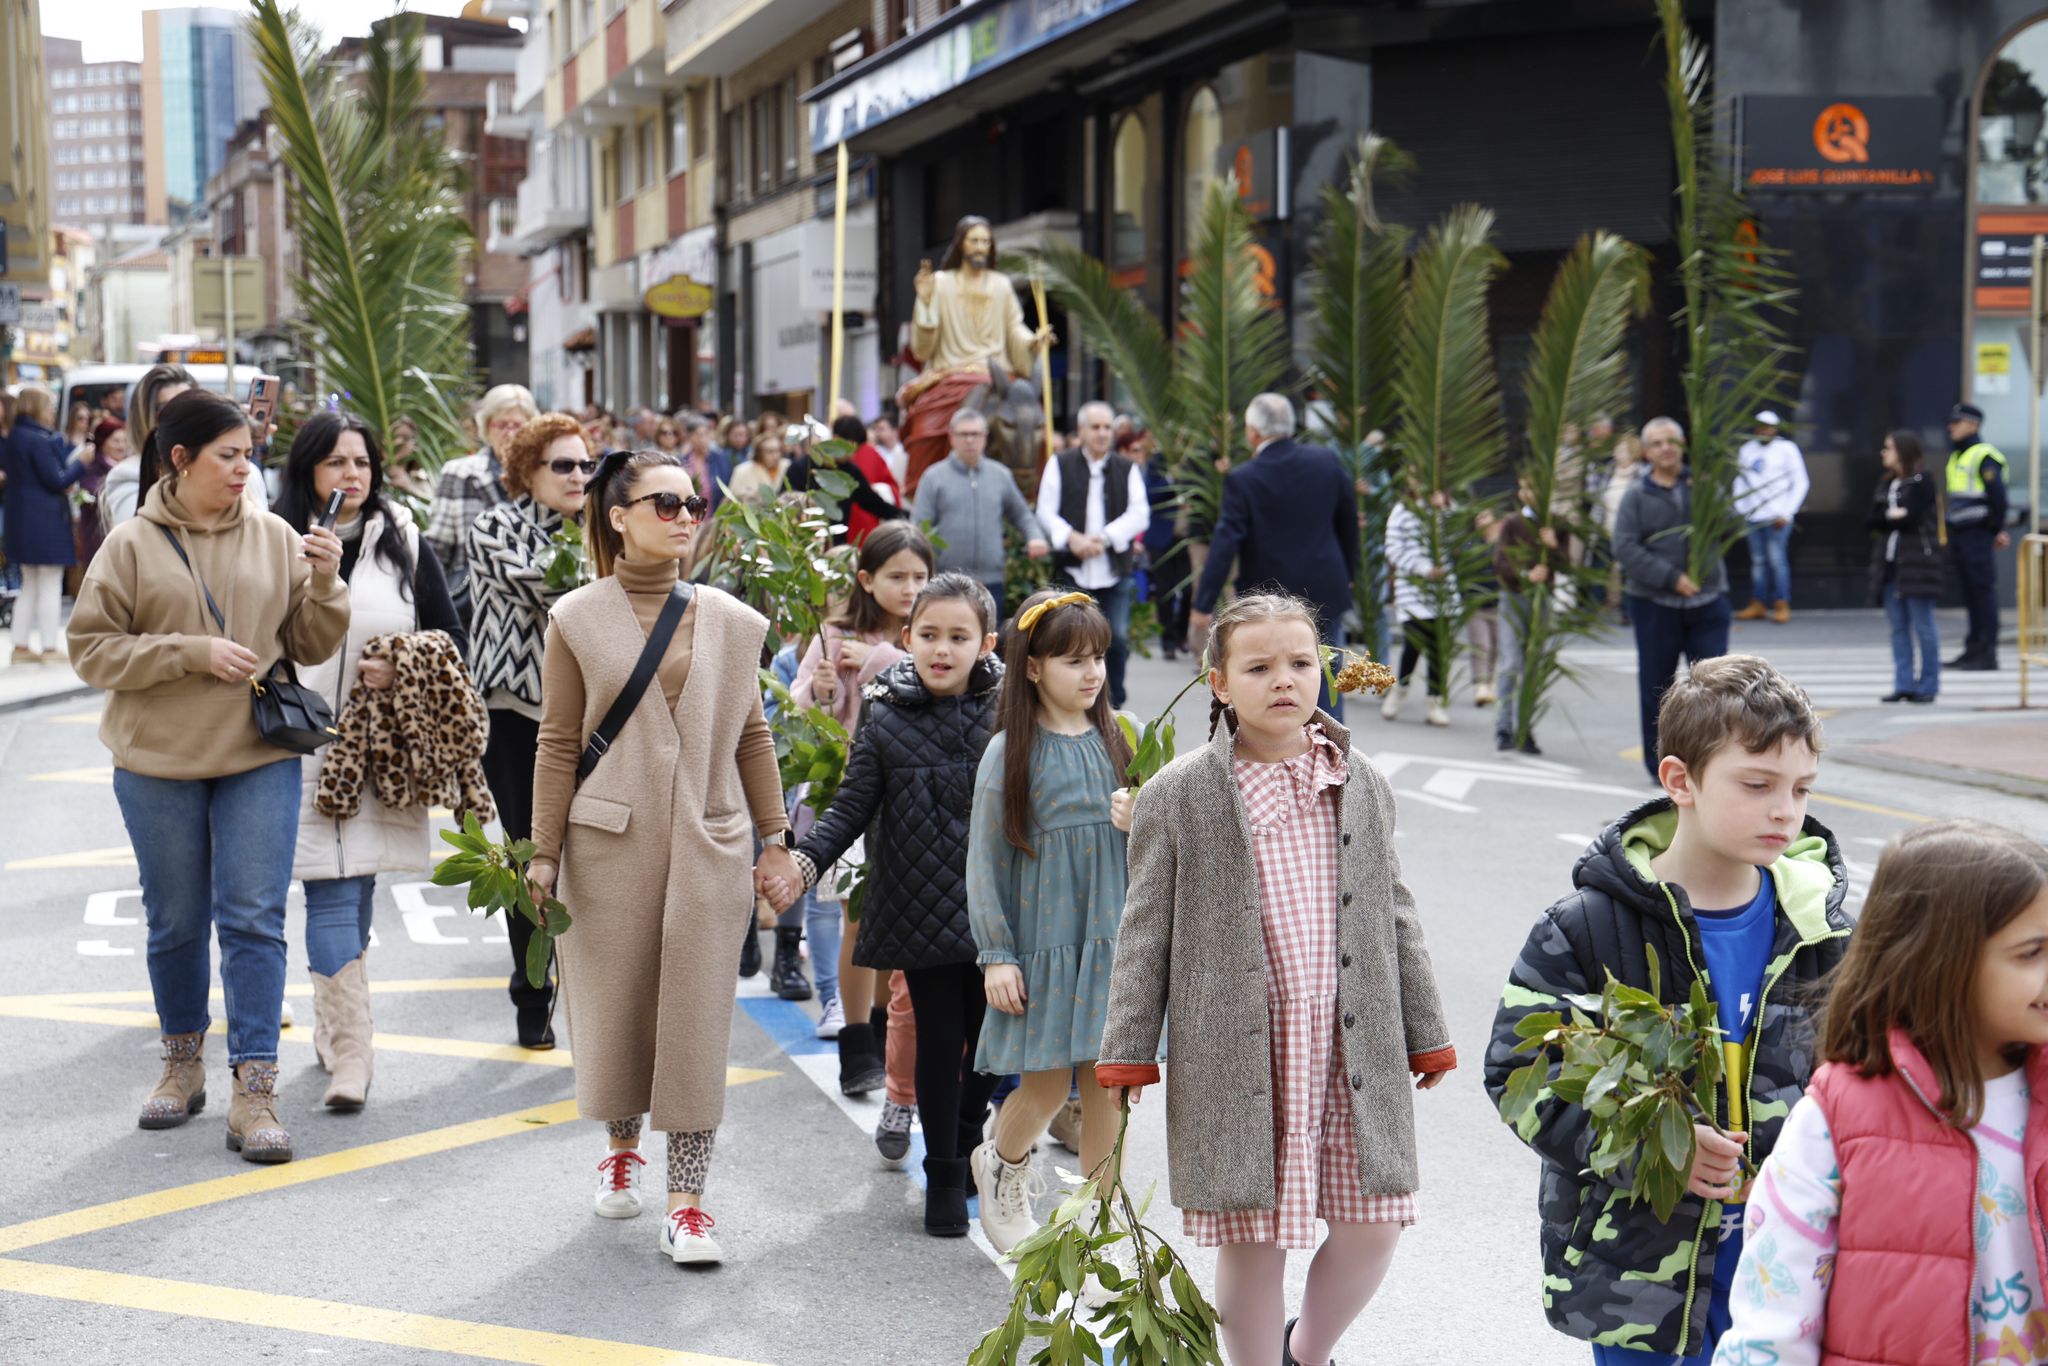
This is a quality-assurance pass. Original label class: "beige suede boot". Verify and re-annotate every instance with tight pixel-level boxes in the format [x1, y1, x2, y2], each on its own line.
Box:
[137, 1031, 207, 1130]
[313, 956, 373, 1109]
[226, 1061, 293, 1163]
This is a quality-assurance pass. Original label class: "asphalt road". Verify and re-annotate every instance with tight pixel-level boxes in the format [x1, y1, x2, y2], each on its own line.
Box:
[1, 608, 2042, 1365]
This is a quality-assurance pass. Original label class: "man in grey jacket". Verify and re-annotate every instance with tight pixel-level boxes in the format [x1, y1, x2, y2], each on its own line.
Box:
[1613, 416, 1731, 779]
[910, 407, 1048, 618]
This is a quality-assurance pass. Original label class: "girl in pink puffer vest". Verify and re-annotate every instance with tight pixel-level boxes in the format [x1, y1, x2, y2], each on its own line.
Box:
[1713, 821, 2048, 1366]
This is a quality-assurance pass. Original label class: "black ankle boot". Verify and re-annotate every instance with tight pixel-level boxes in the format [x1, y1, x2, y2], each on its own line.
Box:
[769, 927, 812, 1001]
[737, 927, 761, 979]
[836, 1022, 887, 1096]
[923, 1156, 971, 1236]
[869, 1003, 889, 1066]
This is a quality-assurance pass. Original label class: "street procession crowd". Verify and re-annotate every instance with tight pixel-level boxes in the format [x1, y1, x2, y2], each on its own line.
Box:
[7, 341, 2048, 1366]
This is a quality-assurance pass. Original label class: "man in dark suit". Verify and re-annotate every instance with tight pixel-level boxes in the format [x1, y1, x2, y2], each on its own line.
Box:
[1191, 392, 1361, 714]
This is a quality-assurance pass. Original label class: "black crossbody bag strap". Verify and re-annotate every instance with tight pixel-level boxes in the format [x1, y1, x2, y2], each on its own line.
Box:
[576, 584, 691, 785]
[159, 525, 228, 632]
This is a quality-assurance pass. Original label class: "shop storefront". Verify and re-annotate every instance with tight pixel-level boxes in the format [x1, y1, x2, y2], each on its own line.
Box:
[734, 204, 880, 419]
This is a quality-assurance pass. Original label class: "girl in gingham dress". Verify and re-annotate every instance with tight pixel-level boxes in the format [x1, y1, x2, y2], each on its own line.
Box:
[1097, 592, 1455, 1366]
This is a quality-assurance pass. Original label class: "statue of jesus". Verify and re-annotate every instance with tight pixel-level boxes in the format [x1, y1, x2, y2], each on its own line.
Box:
[896, 215, 1055, 495]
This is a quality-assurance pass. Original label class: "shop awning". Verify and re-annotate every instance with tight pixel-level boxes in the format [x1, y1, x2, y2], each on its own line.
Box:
[563, 326, 597, 352]
[805, 0, 1248, 156]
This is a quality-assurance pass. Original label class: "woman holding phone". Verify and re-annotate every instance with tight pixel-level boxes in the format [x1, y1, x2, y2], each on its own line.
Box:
[274, 414, 465, 1108]
[67, 389, 350, 1162]
[466, 413, 592, 1047]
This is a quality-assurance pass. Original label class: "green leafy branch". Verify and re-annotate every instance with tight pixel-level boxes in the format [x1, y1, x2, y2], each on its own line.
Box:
[1497, 944, 1745, 1222]
[543, 518, 589, 592]
[431, 811, 570, 989]
[971, 1097, 1222, 1366]
[1114, 665, 1210, 789]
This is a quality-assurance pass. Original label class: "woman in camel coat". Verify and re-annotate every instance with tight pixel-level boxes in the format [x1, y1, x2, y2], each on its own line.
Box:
[527, 448, 795, 1267]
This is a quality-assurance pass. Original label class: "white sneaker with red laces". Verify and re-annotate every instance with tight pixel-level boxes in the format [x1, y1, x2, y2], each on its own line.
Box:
[661, 1206, 722, 1265]
[594, 1149, 645, 1219]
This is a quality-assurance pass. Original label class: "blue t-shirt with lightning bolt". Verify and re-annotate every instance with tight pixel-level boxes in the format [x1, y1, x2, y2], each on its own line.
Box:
[1694, 870, 1777, 1137]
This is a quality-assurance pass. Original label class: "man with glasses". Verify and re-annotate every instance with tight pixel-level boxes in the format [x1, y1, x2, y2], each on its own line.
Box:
[426, 384, 538, 628]
[911, 408, 1047, 619]
[682, 416, 733, 511]
[1612, 416, 1732, 779]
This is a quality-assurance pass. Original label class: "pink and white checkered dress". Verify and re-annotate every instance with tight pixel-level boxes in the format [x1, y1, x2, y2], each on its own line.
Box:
[1183, 724, 1419, 1250]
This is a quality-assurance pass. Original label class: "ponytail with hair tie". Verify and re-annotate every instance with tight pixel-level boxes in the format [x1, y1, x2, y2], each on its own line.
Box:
[591, 448, 635, 493]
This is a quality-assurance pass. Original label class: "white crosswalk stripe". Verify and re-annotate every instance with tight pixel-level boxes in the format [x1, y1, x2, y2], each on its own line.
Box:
[1561, 646, 2022, 710]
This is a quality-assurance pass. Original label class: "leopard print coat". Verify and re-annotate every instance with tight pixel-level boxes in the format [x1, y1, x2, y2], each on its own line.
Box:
[315, 628, 494, 823]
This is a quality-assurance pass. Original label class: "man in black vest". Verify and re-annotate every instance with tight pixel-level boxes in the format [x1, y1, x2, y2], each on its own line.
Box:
[1035, 400, 1152, 708]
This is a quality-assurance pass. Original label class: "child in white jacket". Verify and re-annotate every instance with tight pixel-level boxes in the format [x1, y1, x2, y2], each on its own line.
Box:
[1383, 491, 1462, 727]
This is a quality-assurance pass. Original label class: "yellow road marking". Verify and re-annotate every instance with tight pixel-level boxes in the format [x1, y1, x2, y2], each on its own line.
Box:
[5, 844, 135, 871]
[0, 1259, 769, 1365]
[50, 711, 101, 724]
[0, 976, 506, 1008]
[1807, 791, 1930, 824]
[27, 766, 113, 785]
[0, 1099, 582, 1255]
[0, 1000, 781, 1086]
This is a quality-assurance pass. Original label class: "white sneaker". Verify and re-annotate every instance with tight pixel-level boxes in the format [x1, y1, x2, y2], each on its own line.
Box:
[972, 1138, 1045, 1254]
[1473, 684, 1497, 706]
[280, 998, 295, 1028]
[815, 994, 845, 1040]
[661, 1205, 722, 1264]
[1380, 685, 1407, 721]
[1425, 702, 1450, 728]
[1079, 1202, 1139, 1309]
[594, 1149, 645, 1219]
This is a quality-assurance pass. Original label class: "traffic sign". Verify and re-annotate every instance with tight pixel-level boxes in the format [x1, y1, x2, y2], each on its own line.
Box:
[16, 304, 58, 333]
[0, 284, 17, 326]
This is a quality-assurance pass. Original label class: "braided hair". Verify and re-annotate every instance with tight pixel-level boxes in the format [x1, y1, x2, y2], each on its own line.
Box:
[1203, 592, 1324, 738]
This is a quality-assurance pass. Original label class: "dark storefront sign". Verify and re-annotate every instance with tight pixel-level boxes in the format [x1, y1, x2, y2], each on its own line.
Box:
[808, 0, 1141, 153]
[1739, 95, 1939, 192]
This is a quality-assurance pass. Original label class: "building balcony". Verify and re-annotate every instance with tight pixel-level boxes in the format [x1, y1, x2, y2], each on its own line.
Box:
[485, 79, 538, 139]
[555, 0, 672, 135]
[480, 0, 535, 19]
[664, 0, 844, 78]
[483, 197, 520, 255]
[511, 23, 551, 113]
[498, 135, 591, 256]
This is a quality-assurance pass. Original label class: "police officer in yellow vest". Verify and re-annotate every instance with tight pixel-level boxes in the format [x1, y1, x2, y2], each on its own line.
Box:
[1943, 403, 2011, 671]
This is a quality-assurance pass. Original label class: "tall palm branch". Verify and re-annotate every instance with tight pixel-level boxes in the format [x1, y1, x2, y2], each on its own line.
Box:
[1509, 231, 1651, 745]
[1307, 134, 1413, 661]
[1389, 204, 1507, 704]
[249, 1, 478, 472]
[1656, 0, 1798, 582]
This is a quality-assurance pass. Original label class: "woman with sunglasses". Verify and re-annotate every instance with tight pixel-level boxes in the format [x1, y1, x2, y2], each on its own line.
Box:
[527, 448, 796, 1266]
[466, 412, 593, 1048]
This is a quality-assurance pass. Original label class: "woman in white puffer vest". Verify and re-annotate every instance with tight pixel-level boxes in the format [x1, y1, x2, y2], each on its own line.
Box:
[272, 414, 467, 1108]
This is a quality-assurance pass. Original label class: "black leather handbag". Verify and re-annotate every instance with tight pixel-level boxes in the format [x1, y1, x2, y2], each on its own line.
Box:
[159, 525, 338, 755]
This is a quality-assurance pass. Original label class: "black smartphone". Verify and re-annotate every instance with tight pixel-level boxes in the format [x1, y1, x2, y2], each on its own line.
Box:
[317, 488, 346, 531]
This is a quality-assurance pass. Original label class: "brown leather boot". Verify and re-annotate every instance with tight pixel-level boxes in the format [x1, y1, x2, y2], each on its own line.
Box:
[1770, 599, 1791, 624]
[1734, 598, 1768, 621]
[137, 1031, 207, 1130]
[227, 1061, 293, 1163]
[312, 956, 373, 1109]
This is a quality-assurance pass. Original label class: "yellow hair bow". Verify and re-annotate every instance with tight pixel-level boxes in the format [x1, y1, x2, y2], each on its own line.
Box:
[1016, 590, 1096, 635]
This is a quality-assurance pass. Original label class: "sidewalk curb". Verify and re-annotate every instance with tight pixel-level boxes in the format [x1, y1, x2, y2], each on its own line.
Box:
[1829, 743, 2048, 805]
[0, 683, 97, 718]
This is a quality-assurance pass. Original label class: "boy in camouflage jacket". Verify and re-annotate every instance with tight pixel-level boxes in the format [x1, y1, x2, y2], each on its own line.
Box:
[1483, 659, 1850, 1362]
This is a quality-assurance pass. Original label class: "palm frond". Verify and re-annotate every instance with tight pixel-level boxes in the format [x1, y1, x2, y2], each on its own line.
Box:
[1521, 231, 1650, 521]
[1004, 241, 1172, 442]
[1306, 134, 1412, 453]
[249, 0, 477, 470]
[1392, 203, 1507, 496]
[1656, 0, 1799, 581]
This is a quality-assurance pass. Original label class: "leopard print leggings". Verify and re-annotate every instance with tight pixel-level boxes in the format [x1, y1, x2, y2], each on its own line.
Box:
[602, 1118, 715, 1195]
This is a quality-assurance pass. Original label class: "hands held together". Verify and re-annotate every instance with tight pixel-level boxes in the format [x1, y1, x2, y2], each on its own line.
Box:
[755, 843, 803, 913]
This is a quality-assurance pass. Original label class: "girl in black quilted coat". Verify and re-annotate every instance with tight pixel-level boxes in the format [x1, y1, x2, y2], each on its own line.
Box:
[782, 574, 1004, 1236]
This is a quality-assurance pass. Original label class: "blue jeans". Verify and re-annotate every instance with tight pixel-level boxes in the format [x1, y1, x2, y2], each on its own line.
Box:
[1061, 572, 1134, 709]
[303, 874, 376, 977]
[1745, 521, 1791, 604]
[112, 758, 302, 1065]
[804, 890, 840, 1006]
[1883, 581, 1940, 697]
[1630, 595, 1733, 779]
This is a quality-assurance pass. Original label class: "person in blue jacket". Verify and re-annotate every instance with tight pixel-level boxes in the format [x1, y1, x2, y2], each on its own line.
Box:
[2, 384, 89, 662]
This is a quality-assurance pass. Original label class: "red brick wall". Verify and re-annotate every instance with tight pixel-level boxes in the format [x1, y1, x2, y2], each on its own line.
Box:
[667, 171, 688, 234]
[616, 197, 635, 264]
[606, 13, 627, 80]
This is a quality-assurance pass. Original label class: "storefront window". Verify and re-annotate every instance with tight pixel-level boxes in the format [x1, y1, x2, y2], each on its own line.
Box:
[1182, 86, 1222, 242]
[1111, 112, 1148, 270]
[1980, 21, 2048, 204]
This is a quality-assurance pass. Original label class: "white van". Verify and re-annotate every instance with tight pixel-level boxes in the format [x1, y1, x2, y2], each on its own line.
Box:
[59, 362, 265, 424]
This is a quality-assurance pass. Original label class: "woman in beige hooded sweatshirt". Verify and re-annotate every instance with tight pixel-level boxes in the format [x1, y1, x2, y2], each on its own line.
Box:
[68, 388, 350, 1165]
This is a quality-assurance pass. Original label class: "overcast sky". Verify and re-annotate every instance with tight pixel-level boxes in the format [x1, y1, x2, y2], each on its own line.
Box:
[44, 1, 492, 65]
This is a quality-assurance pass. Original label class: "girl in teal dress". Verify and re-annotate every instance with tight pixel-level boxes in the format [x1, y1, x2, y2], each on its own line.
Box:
[966, 589, 1136, 1254]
